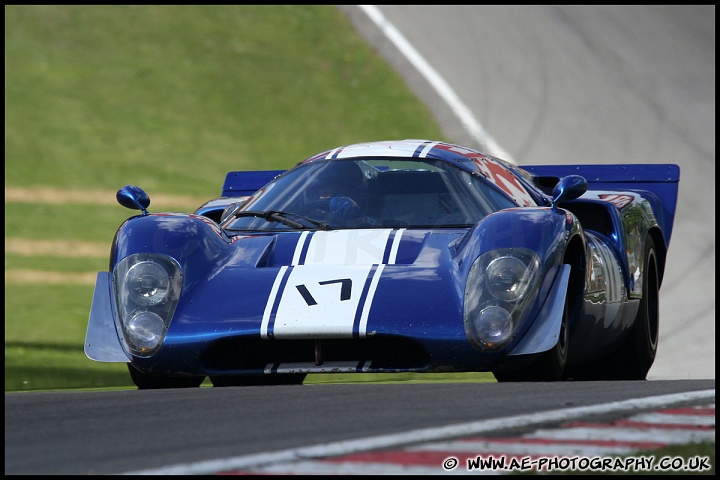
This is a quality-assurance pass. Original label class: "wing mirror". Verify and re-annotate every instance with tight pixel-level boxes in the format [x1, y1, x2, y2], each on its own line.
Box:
[117, 185, 151, 215]
[219, 201, 245, 224]
[551, 175, 587, 211]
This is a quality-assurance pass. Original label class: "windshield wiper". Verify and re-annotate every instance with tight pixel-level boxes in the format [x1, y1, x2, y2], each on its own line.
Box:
[231, 210, 330, 230]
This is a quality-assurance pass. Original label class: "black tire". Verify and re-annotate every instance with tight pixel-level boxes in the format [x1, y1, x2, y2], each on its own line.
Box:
[566, 235, 660, 381]
[210, 374, 306, 387]
[127, 364, 205, 390]
[607, 235, 659, 380]
[493, 291, 569, 382]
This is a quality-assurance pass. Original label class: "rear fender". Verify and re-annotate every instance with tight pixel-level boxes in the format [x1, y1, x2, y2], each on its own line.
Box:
[221, 170, 285, 197]
[523, 164, 679, 248]
[194, 170, 286, 221]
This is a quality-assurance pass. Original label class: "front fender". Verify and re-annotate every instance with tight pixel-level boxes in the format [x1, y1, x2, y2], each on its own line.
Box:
[84, 272, 130, 362]
[110, 213, 234, 288]
[508, 264, 570, 355]
[455, 207, 579, 271]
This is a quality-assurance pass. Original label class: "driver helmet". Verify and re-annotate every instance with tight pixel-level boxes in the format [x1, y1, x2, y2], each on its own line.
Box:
[304, 161, 364, 204]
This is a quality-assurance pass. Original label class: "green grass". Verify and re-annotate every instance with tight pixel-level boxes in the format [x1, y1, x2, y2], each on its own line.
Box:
[5, 5, 448, 394]
[6, 202, 132, 243]
[5, 5, 446, 195]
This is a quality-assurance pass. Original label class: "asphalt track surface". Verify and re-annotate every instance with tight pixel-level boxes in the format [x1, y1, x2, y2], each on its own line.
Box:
[341, 5, 715, 381]
[4, 380, 715, 475]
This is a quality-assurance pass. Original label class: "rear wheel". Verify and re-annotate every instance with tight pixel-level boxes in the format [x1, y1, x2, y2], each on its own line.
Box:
[493, 292, 569, 382]
[210, 374, 306, 387]
[608, 235, 659, 379]
[127, 364, 205, 390]
[564, 235, 659, 381]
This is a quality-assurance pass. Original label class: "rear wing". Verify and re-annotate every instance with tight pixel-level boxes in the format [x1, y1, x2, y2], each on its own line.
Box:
[221, 170, 285, 197]
[522, 163, 680, 247]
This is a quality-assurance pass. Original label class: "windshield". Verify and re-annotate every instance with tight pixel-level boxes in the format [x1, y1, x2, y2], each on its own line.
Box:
[221, 158, 517, 231]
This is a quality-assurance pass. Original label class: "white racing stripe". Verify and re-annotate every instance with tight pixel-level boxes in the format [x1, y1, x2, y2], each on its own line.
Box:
[358, 264, 385, 335]
[302, 229, 394, 265]
[330, 140, 432, 158]
[261, 229, 403, 339]
[261, 265, 289, 338]
[419, 141, 440, 157]
[291, 230, 311, 265]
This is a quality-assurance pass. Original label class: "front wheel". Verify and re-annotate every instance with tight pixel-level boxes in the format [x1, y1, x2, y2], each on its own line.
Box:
[127, 364, 205, 390]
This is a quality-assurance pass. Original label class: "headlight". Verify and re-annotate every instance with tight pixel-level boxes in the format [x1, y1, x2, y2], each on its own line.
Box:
[472, 306, 513, 347]
[126, 311, 166, 350]
[114, 254, 183, 356]
[486, 255, 537, 302]
[464, 248, 541, 350]
[126, 261, 170, 306]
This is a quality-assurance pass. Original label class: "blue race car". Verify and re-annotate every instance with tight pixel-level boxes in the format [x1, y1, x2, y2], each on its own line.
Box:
[85, 140, 680, 388]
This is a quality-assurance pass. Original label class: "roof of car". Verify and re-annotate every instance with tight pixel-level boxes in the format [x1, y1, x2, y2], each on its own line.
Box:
[300, 139, 537, 207]
[302, 139, 493, 164]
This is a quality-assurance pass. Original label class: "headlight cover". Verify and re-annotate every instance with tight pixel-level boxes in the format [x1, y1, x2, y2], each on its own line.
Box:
[464, 248, 541, 350]
[114, 254, 183, 356]
[126, 261, 171, 306]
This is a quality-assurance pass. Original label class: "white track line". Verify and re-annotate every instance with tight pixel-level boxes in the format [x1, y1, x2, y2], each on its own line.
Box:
[357, 5, 515, 163]
[122, 389, 714, 475]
